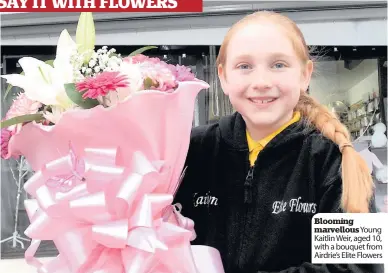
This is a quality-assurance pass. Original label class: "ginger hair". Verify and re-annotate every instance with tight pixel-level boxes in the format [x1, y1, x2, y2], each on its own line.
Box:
[216, 11, 374, 213]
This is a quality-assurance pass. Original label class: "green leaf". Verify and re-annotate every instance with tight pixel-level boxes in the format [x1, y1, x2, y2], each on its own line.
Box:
[64, 83, 99, 109]
[1, 113, 44, 129]
[76, 12, 95, 62]
[143, 77, 154, 90]
[129, 46, 158, 57]
[109, 53, 120, 58]
[45, 60, 54, 67]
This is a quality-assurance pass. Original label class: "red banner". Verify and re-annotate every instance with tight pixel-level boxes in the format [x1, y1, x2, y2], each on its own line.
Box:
[0, 0, 202, 12]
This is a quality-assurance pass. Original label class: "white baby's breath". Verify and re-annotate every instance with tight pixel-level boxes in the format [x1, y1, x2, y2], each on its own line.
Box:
[101, 55, 109, 64]
[72, 46, 123, 78]
[89, 59, 96, 68]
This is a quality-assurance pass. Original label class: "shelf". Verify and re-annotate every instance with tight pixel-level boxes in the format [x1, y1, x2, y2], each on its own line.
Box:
[370, 146, 387, 151]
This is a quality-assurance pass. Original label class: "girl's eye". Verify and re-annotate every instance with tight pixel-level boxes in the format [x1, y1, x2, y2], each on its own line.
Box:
[237, 64, 251, 70]
[273, 63, 286, 69]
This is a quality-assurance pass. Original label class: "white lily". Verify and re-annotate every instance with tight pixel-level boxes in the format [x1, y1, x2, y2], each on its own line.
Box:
[1, 29, 77, 108]
[54, 29, 78, 84]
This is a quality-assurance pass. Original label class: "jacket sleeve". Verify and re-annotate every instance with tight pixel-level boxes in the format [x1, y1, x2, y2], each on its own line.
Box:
[256, 138, 384, 273]
[173, 125, 204, 209]
[173, 124, 210, 200]
[173, 125, 213, 245]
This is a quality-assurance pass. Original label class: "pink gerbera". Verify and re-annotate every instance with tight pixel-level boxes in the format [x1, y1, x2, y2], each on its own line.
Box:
[76, 71, 129, 99]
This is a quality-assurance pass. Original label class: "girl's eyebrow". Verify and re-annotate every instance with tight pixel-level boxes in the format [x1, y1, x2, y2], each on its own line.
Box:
[232, 52, 294, 61]
[269, 52, 294, 59]
[233, 54, 253, 61]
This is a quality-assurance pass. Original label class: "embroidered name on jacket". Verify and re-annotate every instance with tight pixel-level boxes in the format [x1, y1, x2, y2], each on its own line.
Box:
[272, 196, 317, 214]
[193, 192, 218, 207]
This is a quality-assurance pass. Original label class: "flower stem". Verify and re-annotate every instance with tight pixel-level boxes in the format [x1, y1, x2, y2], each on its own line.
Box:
[0, 114, 44, 129]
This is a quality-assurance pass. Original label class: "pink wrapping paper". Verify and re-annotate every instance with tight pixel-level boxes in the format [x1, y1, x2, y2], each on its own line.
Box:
[7, 80, 225, 273]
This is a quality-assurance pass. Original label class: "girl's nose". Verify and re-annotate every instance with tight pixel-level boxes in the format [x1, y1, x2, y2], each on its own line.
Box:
[251, 71, 272, 90]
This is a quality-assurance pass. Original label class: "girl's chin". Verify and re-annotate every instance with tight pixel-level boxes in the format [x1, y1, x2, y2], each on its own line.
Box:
[244, 112, 287, 127]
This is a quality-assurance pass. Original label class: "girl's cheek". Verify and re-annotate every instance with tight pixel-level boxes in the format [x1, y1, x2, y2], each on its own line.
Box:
[226, 74, 246, 88]
[235, 72, 253, 84]
[273, 73, 299, 85]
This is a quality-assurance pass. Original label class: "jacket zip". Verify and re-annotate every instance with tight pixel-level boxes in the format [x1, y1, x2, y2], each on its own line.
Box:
[244, 166, 254, 204]
[238, 155, 255, 268]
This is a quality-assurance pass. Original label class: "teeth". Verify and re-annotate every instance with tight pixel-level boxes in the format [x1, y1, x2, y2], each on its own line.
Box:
[251, 98, 275, 104]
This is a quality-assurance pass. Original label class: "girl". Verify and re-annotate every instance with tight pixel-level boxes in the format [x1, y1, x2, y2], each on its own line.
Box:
[174, 11, 382, 273]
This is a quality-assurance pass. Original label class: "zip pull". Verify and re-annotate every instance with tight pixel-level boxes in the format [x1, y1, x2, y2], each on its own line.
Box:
[244, 167, 254, 204]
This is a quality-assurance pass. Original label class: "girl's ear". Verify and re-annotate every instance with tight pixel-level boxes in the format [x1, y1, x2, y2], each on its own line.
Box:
[218, 64, 229, 96]
[301, 60, 314, 92]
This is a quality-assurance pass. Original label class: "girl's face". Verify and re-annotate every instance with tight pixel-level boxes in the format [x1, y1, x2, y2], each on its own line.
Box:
[218, 21, 313, 131]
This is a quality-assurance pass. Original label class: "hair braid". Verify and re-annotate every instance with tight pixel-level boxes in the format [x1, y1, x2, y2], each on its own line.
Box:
[296, 93, 374, 213]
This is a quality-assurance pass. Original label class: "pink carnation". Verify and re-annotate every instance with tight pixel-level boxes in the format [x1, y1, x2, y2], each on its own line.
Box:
[168, 64, 195, 82]
[5, 92, 42, 133]
[124, 54, 160, 65]
[1, 128, 13, 159]
[121, 54, 196, 93]
[76, 71, 129, 99]
[6, 92, 42, 119]
[142, 63, 177, 92]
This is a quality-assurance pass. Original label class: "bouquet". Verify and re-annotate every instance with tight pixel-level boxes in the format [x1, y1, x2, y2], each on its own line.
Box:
[0, 12, 224, 273]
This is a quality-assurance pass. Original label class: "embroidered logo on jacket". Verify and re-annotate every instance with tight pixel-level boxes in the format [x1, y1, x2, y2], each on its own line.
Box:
[193, 192, 218, 207]
[272, 196, 317, 214]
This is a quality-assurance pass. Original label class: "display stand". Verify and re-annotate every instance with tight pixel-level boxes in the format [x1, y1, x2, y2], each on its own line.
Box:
[0, 156, 31, 249]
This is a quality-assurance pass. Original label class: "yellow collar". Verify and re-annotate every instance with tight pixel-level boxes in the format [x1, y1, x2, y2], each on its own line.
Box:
[246, 111, 301, 151]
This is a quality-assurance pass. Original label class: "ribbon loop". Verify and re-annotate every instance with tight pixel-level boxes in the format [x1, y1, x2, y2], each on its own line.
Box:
[22, 143, 221, 273]
[92, 219, 129, 249]
[162, 203, 197, 242]
[83, 147, 118, 167]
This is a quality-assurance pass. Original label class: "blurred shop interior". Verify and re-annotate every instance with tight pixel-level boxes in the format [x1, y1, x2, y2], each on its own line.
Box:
[1, 45, 387, 259]
[1, 1, 387, 261]
[2, 45, 387, 133]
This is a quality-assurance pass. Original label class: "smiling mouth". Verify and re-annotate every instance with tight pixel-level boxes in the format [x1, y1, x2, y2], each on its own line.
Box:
[249, 98, 277, 105]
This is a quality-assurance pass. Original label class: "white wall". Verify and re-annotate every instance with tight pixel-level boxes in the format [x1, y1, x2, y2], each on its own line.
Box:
[309, 59, 380, 107]
[309, 61, 347, 106]
[1, 6, 386, 46]
[347, 70, 379, 105]
[2, 18, 386, 46]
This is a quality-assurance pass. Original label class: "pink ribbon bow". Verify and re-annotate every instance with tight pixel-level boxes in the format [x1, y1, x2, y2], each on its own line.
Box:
[22, 145, 207, 273]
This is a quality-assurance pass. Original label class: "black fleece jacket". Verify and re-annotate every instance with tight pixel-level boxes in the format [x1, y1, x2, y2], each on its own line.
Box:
[174, 112, 383, 273]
